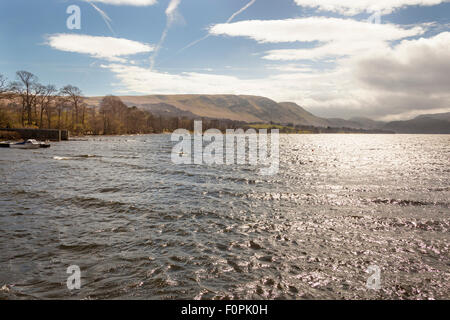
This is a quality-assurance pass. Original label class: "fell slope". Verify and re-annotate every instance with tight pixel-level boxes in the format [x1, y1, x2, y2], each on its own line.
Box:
[383, 117, 450, 134]
[85, 95, 450, 133]
[86, 95, 323, 125]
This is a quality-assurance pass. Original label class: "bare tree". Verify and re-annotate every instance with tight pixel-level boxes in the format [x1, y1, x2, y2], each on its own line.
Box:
[55, 97, 66, 129]
[0, 74, 8, 95]
[0, 74, 10, 119]
[10, 71, 41, 125]
[36, 84, 57, 128]
[80, 102, 87, 127]
[0, 74, 18, 104]
[100, 95, 128, 134]
[60, 85, 83, 126]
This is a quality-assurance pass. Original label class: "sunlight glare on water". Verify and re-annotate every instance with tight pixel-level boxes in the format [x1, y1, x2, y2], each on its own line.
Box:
[0, 134, 449, 299]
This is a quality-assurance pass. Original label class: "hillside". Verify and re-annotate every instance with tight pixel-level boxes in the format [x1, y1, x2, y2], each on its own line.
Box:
[414, 112, 450, 122]
[383, 117, 450, 134]
[348, 117, 386, 130]
[85, 94, 450, 134]
[277, 102, 330, 127]
[86, 95, 329, 125]
[86, 95, 369, 128]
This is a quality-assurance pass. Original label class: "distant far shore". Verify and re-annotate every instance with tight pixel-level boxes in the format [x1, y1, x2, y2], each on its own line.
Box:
[0, 126, 409, 142]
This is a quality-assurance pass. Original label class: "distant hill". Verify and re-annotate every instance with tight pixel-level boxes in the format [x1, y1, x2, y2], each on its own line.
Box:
[86, 95, 376, 129]
[383, 117, 450, 134]
[85, 95, 450, 134]
[140, 103, 198, 119]
[348, 117, 386, 130]
[277, 102, 329, 127]
[414, 112, 450, 122]
[278, 104, 388, 130]
[86, 95, 330, 125]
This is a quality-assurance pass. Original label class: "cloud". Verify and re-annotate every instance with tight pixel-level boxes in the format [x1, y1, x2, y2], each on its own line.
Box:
[165, 0, 182, 24]
[101, 61, 352, 107]
[352, 32, 450, 117]
[293, 0, 450, 15]
[265, 64, 316, 73]
[210, 17, 424, 61]
[102, 63, 260, 94]
[84, 0, 157, 6]
[209, 17, 424, 43]
[355, 32, 450, 94]
[47, 34, 154, 62]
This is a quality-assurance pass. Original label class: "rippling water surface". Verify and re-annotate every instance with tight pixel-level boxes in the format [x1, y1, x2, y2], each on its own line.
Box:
[0, 134, 449, 299]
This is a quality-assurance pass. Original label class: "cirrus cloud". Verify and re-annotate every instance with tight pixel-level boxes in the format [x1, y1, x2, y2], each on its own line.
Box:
[293, 0, 450, 15]
[209, 17, 424, 44]
[209, 17, 425, 61]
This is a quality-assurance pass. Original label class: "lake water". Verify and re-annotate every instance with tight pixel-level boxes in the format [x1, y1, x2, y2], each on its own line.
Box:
[0, 134, 449, 299]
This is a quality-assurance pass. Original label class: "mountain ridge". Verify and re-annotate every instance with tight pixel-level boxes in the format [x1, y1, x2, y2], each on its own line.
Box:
[85, 95, 450, 134]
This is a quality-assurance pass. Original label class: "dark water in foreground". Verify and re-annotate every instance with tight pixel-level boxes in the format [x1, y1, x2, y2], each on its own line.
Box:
[0, 134, 449, 300]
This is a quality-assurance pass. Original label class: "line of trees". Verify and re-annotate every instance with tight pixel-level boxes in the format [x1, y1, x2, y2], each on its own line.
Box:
[0, 71, 88, 133]
[0, 71, 246, 136]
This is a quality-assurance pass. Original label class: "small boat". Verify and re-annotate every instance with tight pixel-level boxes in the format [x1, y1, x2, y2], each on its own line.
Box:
[39, 141, 51, 148]
[0, 142, 10, 148]
[10, 139, 41, 149]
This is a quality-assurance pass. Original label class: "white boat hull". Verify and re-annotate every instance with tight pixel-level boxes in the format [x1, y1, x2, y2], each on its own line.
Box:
[9, 139, 42, 149]
[10, 144, 41, 149]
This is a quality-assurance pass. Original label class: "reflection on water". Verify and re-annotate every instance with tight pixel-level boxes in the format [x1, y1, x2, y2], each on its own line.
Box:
[0, 134, 449, 299]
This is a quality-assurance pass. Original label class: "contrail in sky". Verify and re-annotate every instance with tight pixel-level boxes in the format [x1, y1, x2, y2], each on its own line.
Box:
[150, 0, 182, 69]
[177, 0, 257, 54]
[86, 1, 116, 35]
[225, 0, 256, 23]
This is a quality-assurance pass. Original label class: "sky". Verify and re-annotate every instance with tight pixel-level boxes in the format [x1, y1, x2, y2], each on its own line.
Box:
[1, 0, 450, 120]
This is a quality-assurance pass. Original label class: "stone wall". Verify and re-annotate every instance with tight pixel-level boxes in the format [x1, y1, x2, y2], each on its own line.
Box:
[0, 128, 69, 141]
